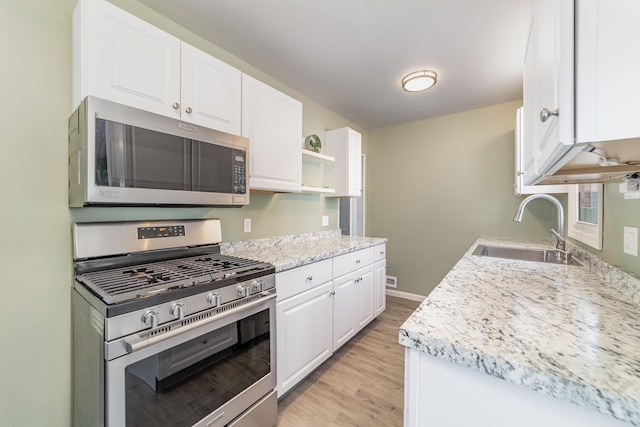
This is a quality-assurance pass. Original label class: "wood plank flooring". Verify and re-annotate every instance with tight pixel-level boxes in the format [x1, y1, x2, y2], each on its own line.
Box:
[277, 296, 422, 427]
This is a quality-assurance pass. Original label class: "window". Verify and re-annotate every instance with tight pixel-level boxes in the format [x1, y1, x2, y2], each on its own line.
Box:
[567, 184, 603, 250]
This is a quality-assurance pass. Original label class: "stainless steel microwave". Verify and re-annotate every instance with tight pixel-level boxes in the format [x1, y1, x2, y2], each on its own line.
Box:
[68, 96, 249, 207]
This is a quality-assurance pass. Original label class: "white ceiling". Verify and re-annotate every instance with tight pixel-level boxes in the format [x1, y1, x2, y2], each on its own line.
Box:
[139, 0, 531, 130]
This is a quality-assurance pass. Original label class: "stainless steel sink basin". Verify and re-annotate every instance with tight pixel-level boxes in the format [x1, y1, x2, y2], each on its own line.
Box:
[472, 244, 582, 266]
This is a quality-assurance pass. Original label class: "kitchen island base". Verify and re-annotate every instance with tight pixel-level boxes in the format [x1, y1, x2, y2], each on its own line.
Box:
[404, 348, 632, 427]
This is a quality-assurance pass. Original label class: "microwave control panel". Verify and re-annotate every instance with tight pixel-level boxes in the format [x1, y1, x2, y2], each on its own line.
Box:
[232, 150, 247, 194]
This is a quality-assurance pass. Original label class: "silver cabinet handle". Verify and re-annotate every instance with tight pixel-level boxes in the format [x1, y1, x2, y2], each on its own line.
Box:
[185, 107, 193, 114]
[172, 102, 180, 110]
[540, 108, 559, 122]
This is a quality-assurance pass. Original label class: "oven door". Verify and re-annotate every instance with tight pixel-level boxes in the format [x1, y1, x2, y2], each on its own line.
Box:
[105, 296, 276, 427]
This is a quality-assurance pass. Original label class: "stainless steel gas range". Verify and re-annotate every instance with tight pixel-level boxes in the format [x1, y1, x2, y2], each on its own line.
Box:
[71, 219, 277, 427]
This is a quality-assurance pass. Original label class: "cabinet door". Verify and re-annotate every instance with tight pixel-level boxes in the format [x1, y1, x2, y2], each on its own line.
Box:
[241, 74, 302, 192]
[333, 272, 357, 351]
[576, 0, 640, 143]
[276, 281, 333, 397]
[528, 0, 576, 181]
[180, 43, 241, 135]
[356, 265, 375, 330]
[347, 130, 363, 196]
[325, 127, 362, 197]
[374, 259, 387, 317]
[76, 0, 181, 116]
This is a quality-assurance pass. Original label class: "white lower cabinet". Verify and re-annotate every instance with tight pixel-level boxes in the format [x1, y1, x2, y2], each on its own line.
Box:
[332, 271, 358, 351]
[276, 281, 333, 397]
[276, 245, 386, 398]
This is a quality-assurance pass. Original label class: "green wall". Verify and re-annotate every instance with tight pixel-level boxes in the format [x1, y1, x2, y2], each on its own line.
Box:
[0, 0, 364, 425]
[597, 182, 640, 275]
[366, 101, 560, 297]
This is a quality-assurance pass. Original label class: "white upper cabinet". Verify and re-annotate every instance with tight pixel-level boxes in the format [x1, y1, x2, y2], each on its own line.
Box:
[575, 0, 640, 143]
[241, 74, 302, 192]
[324, 127, 362, 197]
[522, 0, 578, 185]
[522, 0, 640, 185]
[72, 0, 241, 135]
[180, 44, 241, 134]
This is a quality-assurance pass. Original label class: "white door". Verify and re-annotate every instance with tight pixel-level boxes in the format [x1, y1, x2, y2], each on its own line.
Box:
[81, 0, 181, 116]
[531, 0, 575, 176]
[356, 265, 375, 330]
[180, 43, 241, 134]
[374, 259, 387, 317]
[332, 272, 357, 351]
[276, 282, 333, 397]
[241, 74, 302, 192]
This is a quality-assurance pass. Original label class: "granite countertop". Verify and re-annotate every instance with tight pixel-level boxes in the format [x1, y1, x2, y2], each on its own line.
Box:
[399, 236, 640, 426]
[221, 230, 387, 272]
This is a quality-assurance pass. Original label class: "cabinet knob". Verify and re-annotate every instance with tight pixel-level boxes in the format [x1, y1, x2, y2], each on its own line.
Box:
[539, 107, 559, 123]
[306, 276, 313, 281]
[185, 107, 193, 114]
[172, 102, 180, 110]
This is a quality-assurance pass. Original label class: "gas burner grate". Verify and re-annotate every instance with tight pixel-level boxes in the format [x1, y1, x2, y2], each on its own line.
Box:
[75, 253, 269, 305]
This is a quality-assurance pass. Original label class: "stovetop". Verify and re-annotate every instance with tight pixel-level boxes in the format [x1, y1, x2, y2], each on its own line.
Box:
[71, 219, 275, 318]
[76, 252, 272, 305]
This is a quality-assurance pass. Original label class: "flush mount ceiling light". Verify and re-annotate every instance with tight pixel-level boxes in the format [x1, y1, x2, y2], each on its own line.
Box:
[401, 70, 437, 92]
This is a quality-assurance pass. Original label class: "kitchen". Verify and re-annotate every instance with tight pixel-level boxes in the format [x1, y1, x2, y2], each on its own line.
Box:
[1, 0, 640, 426]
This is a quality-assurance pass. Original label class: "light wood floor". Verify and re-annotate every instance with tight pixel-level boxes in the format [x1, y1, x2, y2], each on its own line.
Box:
[277, 296, 422, 427]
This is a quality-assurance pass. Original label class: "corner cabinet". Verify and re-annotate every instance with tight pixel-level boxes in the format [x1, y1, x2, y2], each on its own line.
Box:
[242, 74, 302, 192]
[72, 0, 241, 135]
[522, 0, 640, 186]
[324, 127, 362, 197]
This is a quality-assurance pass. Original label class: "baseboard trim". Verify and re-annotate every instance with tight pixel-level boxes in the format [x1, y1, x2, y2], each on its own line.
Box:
[386, 289, 426, 302]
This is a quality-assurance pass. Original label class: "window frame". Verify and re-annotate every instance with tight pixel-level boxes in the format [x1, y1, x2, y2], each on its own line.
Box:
[567, 183, 603, 250]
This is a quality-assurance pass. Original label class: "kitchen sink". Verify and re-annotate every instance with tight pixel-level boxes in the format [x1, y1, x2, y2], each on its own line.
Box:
[472, 244, 582, 266]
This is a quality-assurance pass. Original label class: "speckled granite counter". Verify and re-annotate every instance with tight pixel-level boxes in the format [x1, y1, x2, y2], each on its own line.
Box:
[221, 230, 387, 272]
[399, 236, 640, 426]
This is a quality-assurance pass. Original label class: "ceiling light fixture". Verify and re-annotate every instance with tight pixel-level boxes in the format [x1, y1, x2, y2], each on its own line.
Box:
[401, 70, 437, 92]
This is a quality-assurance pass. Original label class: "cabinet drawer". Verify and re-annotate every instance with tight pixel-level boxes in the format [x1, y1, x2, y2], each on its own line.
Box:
[333, 247, 375, 278]
[276, 259, 332, 301]
[374, 243, 386, 262]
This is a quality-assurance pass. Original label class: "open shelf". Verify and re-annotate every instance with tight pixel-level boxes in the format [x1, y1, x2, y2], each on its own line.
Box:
[302, 148, 335, 163]
[301, 185, 336, 194]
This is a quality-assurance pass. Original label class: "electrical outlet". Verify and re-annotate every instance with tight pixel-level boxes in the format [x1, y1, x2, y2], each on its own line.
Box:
[623, 226, 638, 256]
[243, 218, 251, 233]
[322, 215, 329, 226]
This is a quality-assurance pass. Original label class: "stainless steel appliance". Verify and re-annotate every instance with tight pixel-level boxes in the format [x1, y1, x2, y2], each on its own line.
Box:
[71, 219, 276, 427]
[68, 96, 249, 207]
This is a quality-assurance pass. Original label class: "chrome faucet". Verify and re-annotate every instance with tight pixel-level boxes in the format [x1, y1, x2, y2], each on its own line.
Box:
[513, 194, 566, 252]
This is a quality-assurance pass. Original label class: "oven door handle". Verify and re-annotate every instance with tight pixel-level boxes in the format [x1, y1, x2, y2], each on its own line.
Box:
[124, 293, 276, 354]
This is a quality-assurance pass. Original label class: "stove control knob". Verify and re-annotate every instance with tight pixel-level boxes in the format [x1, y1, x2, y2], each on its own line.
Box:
[170, 303, 186, 320]
[142, 310, 159, 329]
[237, 284, 249, 298]
[252, 280, 265, 293]
[207, 292, 220, 307]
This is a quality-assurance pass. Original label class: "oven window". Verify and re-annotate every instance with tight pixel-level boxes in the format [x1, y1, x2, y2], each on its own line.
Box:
[124, 309, 271, 426]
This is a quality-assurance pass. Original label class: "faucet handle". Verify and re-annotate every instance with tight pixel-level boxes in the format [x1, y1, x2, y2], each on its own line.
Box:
[550, 228, 566, 251]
